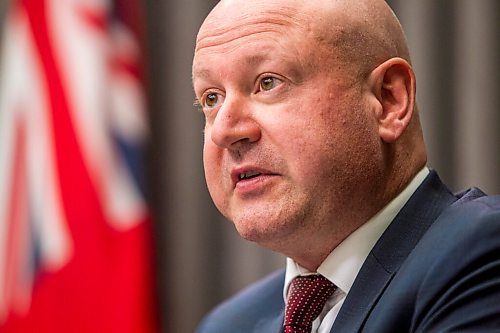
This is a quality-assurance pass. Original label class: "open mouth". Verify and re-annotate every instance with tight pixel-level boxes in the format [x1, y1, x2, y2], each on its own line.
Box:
[238, 171, 262, 181]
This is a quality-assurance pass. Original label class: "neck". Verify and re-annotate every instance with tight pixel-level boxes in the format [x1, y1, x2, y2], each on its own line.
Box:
[282, 163, 426, 271]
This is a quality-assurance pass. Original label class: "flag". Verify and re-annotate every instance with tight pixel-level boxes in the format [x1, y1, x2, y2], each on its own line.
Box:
[0, 0, 159, 332]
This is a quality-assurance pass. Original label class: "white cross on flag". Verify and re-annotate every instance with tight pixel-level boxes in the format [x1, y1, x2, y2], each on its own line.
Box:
[0, 0, 159, 332]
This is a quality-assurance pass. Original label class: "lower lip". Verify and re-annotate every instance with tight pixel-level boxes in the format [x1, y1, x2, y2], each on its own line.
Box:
[235, 174, 277, 195]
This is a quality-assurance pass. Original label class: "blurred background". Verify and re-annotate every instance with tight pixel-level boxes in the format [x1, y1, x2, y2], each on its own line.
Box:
[0, 1, 499, 333]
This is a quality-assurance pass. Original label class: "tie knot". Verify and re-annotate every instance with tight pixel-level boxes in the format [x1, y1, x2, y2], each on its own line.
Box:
[284, 275, 336, 333]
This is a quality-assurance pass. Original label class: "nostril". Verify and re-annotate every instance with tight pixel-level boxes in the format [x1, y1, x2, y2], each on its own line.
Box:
[211, 120, 261, 149]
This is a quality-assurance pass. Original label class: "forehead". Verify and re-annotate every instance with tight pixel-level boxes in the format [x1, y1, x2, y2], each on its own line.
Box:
[193, 44, 305, 87]
[195, 3, 307, 50]
[193, 3, 318, 80]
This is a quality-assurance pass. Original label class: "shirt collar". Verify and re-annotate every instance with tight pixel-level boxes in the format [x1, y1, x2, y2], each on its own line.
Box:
[284, 167, 430, 301]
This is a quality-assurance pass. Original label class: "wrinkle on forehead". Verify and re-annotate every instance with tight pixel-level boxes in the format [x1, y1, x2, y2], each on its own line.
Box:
[195, 5, 309, 52]
[193, 54, 273, 81]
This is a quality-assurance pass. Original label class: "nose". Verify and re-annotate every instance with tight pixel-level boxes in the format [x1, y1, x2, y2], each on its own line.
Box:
[209, 97, 261, 149]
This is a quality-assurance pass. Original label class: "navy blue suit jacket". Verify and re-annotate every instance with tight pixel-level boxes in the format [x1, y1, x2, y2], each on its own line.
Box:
[197, 172, 500, 332]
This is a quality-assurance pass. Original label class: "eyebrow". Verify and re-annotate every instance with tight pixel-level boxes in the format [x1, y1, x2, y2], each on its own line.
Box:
[192, 68, 210, 81]
[193, 53, 271, 80]
[245, 54, 270, 67]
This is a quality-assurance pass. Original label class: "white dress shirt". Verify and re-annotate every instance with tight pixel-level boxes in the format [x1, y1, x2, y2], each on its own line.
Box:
[283, 167, 430, 333]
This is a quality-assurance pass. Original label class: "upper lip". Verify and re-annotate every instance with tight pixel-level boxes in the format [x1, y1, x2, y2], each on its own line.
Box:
[231, 166, 277, 187]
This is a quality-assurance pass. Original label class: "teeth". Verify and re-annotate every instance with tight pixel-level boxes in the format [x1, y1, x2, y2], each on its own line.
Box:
[239, 171, 261, 180]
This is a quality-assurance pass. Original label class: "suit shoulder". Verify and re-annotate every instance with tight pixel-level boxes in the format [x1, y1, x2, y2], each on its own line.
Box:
[365, 194, 500, 331]
[421, 193, 500, 253]
[470, 193, 500, 210]
[409, 194, 500, 330]
[386, 192, 500, 297]
[443, 192, 500, 230]
[196, 269, 285, 333]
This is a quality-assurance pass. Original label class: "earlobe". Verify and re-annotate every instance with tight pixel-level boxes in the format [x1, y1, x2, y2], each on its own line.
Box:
[369, 58, 416, 143]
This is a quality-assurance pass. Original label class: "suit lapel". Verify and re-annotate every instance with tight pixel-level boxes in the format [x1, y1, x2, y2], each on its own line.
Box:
[331, 171, 457, 333]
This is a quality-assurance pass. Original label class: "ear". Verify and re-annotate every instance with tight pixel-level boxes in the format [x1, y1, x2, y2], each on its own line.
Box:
[367, 58, 416, 143]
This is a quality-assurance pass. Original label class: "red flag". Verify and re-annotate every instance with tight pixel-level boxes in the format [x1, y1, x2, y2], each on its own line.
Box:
[0, 0, 159, 332]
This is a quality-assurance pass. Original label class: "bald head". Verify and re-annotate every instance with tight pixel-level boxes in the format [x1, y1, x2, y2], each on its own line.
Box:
[197, 0, 411, 78]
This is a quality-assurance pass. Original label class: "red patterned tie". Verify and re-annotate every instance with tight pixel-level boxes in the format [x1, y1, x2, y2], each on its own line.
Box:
[284, 275, 336, 333]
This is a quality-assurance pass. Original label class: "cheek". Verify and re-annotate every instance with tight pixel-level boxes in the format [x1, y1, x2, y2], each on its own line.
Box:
[203, 142, 223, 199]
[289, 134, 339, 182]
[269, 119, 336, 189]
[282, 100, 372, 180]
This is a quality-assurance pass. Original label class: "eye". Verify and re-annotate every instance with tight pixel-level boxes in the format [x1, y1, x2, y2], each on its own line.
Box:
[201, 91, 224, 109]
[206, 93, 218, 107]
[259, 76, 283, 92]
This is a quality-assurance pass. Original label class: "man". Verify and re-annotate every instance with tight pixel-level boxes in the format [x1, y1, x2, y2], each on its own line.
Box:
[192, 0, 500, 332]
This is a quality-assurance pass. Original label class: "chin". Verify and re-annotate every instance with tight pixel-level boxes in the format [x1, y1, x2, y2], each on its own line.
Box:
[232, 213, 301, 249]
